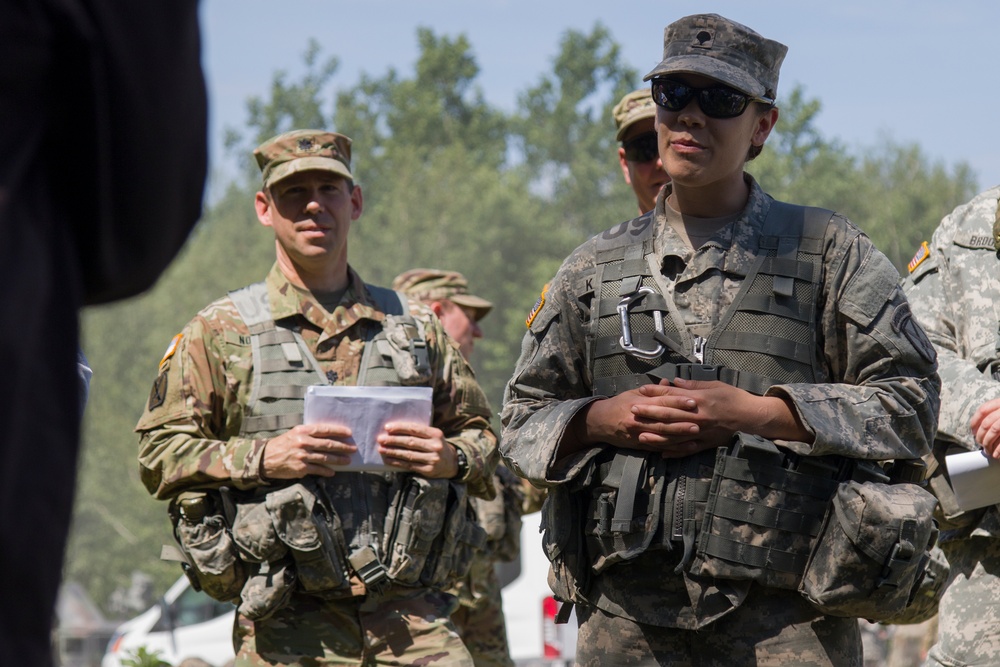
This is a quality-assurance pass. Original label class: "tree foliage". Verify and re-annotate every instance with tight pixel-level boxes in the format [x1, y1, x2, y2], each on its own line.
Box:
[69, 24, 979, 614]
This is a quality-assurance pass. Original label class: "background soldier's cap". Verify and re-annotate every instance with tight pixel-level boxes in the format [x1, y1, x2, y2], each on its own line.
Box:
[392, 269, 493, 321]
[254, 129, 353, 188]
[643, 13, 788, 100]
[613, 88, 657, 142]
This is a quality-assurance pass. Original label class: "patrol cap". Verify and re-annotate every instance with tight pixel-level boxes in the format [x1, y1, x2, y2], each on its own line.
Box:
[391, 269, 493, 321]
[643, 14, 787, 100]
[613, 88, 656, 142]
[254, 129, 353, 189]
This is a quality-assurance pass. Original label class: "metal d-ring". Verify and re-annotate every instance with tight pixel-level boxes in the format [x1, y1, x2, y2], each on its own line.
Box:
[617, 286, 665, 360]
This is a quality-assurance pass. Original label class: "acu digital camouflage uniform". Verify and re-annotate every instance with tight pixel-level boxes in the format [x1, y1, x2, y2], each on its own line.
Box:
[392, 268, 522, 667]
[903, 186, 1000, 667]
[500, 172, 941, 666]
[137, 130, 498, 667]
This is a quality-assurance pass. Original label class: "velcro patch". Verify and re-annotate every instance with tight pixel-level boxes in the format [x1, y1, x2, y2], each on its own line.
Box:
[148, 372, 168, 411]
[907, 242, 930, 274]
[526, 283, 549, 328]
[159, 333, 183, 371]
[891, 302, 936, 364]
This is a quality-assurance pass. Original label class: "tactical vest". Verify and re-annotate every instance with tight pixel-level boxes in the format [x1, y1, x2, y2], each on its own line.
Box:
[166, 282, 483, 618]
[563, 202, 850, 594]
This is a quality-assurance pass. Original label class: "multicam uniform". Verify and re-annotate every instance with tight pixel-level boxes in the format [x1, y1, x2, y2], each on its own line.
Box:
[137, 263, 497, 667]
[903, 186, 1000, 667]
[449, 466, 523, 667]
[501, 177, 940, 666]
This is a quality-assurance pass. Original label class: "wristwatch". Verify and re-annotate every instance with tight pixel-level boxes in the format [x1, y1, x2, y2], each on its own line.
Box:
[453, 447, 469, 480]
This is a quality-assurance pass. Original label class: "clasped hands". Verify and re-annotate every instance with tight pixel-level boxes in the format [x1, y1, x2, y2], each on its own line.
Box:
[574, 378, 807, 458]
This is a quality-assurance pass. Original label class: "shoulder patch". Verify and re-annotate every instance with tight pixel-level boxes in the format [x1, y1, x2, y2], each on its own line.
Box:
[907, 241, 930, 274]
[526, 283, 549, 329]
[147, 371, 168, 411]
[891, 302, 936, 364]
[159, 333, 183, 371]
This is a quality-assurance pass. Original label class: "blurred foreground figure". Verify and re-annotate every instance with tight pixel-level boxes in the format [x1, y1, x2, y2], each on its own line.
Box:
[0, 1, 207, 665]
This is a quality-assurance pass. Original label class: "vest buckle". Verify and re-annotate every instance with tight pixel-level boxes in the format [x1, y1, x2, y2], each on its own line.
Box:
[617, 286, 665, 360]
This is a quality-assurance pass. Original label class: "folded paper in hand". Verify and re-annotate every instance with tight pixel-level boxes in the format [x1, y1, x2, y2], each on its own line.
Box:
[945, 449, 1000, 511]
[303, 385, 433, 472]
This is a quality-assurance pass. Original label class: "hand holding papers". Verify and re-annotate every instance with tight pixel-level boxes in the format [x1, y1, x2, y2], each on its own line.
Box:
[304, 386, 433, 472]
[945, 449, 1000, 511]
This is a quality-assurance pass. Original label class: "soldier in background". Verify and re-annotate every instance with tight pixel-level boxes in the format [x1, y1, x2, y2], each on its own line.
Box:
[392, 269, 522, 667]
[137, 130, 498, 666]
[612, 88, 669, 215]
[903, 186, 1000, 667]
[501, 13, 939, 665]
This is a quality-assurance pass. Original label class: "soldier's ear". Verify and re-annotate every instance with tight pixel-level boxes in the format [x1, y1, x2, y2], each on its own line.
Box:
[255, 190, 273, 228]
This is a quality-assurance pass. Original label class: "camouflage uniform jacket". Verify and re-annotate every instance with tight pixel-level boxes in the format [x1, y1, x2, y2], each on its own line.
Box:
[500, 176, 940, 628]
[136, 262, 498, 504]
[905, 185, 1000, 538]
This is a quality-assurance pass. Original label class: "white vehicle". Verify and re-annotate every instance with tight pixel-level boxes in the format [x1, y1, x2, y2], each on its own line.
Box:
[103, 514, 576, 666]
[101, 576, 235, 667]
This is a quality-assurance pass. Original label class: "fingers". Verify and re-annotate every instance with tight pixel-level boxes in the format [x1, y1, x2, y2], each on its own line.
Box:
[973, 399, 1000, 457]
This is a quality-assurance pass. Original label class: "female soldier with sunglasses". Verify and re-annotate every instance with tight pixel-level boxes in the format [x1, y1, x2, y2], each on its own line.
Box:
[500, 13, 940, 666]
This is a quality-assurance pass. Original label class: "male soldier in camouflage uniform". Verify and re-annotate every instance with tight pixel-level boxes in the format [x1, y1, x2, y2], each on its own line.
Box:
[613, 88, 669, 216]
[903, 186, 1000, 667]
[393, 269, 521, 667]
[501, 13, 939, 666]
[136, 130, 498, 667]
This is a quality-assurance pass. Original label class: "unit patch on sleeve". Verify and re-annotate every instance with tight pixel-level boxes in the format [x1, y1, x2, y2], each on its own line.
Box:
[147, 371, 168, 411]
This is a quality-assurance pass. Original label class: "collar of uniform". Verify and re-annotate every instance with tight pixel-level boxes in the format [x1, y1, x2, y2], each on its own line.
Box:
[654, 175, 772, 274]
[264, 264, 387, 341]
[720, 175, 773, 277]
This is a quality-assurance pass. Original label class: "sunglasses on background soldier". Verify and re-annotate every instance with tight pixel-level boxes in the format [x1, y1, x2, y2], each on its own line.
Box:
[622, 132, 659, 163]
[650, 77, 774, 119]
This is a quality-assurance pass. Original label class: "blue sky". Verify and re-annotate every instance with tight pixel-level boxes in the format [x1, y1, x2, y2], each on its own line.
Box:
[200, 0, 1000, 194]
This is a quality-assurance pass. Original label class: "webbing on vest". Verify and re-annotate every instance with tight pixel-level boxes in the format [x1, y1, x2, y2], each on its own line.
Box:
[580, 201, 839, 577]
[228, 282, 414, 438]
[589, 201, 834, 398]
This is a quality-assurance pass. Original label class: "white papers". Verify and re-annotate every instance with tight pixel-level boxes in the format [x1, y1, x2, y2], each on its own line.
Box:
[945, 449, 1000, 511]
[303, 385, 433, 472]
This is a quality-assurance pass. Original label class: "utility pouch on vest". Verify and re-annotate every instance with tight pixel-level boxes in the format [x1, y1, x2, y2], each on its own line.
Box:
[167, 491, 246, 603]
[799, 479, 940, 621]
[542, 481, 592, 610]
[425, 483, 486, 587]
[477, 466, 525, 563]
[382, 475, 484, 588]
[877, 543, 950, 625]
[689, 434, 841, 590]
[265, 481, 352, 596]
[238, 559, 297, 621]
[585, 450, 668, 573]
[379, 314, 432, 384]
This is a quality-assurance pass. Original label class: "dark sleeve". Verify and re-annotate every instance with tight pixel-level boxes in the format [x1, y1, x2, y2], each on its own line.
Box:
[44, 0, 209, 304]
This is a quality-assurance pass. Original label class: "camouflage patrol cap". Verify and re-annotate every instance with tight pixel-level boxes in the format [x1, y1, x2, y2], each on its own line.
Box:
[253, 129, 353, 188]
[613, 88, 656, 142]
[643, 14, 788, 101]
[392, 269, 493, 321]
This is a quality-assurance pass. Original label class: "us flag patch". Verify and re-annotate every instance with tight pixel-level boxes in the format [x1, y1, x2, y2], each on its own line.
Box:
[907, 242, 930, 274]
[525, 284, 549, 328]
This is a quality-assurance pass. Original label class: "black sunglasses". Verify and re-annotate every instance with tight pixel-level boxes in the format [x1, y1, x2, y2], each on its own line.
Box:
[622, 132, 659, 163]
[650, 77, 774, 119]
